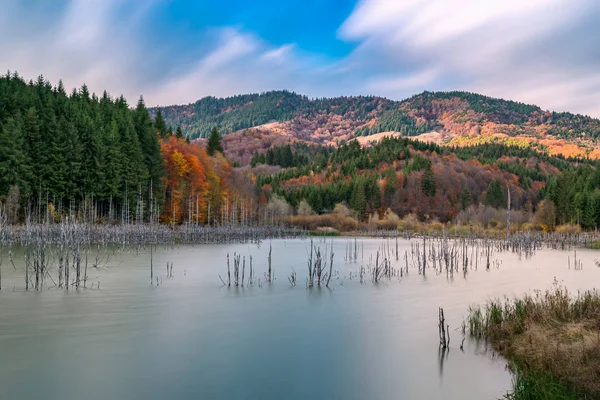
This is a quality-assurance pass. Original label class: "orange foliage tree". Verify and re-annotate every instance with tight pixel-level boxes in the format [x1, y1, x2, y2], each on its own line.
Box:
[161, 137, 224, 224]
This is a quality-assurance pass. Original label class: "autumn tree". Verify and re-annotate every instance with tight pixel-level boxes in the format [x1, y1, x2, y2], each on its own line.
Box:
[297, 199, 315, 216]
[535, 199, 556, 231]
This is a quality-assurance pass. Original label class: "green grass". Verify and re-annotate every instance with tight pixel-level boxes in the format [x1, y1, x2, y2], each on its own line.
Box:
[505, 369, 579, 400]
[308, 230, 341, 237]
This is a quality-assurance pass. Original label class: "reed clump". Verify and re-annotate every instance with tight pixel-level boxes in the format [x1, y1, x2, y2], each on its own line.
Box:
[468, 284, 600, 399]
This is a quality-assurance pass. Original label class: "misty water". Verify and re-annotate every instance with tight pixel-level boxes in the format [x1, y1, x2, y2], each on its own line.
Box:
[1, 237, 600, 400]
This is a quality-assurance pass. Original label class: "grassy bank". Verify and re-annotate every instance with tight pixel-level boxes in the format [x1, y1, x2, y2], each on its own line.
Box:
[285, 212, 588, 237]
[468, 285, 600, 399]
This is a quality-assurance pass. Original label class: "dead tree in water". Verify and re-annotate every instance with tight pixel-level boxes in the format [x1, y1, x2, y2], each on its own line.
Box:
[314, 247, 323, 285]
[307, 239, 314, 287]
[150, 245, 154, 285]
[241, 256, 245, 287]
[266, 243, 272, 283]
[249, 255, 253, 285]
[288, 270, 297, 287]
[422, 236, 426, 274]
[58, 248, 64, 288]
[227, 253, 231, 286]
[438, 307, 449, 349]
[506, 184, 511, 240]
[326, 248, 334, 288]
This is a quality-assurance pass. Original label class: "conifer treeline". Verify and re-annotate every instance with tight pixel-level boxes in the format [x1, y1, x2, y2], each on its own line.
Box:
[0, 72, 164, 222]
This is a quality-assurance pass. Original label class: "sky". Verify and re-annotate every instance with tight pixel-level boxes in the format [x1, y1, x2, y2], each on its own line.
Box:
[2, 0, 600, 116]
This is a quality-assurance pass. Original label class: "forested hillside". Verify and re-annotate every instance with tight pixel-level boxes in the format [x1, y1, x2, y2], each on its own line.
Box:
[3, 71, 600, 231]
[249, 138, 594, 227]
[0, 72, 248, 225]
[0, 72, 164, 219]
[154, 90, 600, 158]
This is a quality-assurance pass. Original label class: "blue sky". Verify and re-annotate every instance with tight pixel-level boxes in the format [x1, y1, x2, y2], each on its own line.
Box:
[2, 0, 600, 116]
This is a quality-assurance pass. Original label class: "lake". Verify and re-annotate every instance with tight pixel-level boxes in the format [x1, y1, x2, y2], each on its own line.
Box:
[1, 237, 599, 399]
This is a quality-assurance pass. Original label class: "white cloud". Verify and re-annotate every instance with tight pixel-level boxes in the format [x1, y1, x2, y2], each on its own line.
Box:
[0, 1, 310, 107]
[144, 30, 307, 106]
[260, 44, 296, 65]
[367, 68, 440, 92]
[339, 0, 600, 116]
[0, 0, 154, 101]
[3, 0, 600, 118]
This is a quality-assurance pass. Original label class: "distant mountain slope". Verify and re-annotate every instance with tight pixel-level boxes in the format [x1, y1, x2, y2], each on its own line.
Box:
[151, 90, 600, 158]
[153, 90, 395, 141]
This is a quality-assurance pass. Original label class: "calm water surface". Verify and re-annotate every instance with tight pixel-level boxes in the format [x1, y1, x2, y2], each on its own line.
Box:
[1, 237, 600, 400]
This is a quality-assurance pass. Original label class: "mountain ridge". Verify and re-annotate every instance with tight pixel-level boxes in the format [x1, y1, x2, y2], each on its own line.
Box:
[151, 89, 600, 161]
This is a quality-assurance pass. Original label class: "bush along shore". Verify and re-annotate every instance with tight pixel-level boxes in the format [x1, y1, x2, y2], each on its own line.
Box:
[467, 283, 600, 399]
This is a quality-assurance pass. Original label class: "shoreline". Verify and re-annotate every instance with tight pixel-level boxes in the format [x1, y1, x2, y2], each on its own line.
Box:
[468, 286, 600, 399]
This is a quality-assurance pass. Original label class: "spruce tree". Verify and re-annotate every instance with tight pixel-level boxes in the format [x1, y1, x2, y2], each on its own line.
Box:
[266, 149, 274, 165]
[283, 145, 293, 168]
[207, 127, 223, 156]
[134, 96, 165, 198]
[459, 189, 472, 210]
[484, 179, 506, 209]
[351, 179, 367, 220]
[0, 118, 28, 194]
[421, 167, 437, 197]
[0, 73, 167, 218]
[154, 109, 167, 138]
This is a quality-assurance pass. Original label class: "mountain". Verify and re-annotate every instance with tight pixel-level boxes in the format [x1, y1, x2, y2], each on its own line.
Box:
[152, 90, 600, 161]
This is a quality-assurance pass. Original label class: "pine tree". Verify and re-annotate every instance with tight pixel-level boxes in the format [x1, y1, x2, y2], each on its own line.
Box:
[154, 109, 167, 138]
[484, 179, 506, 209]
[459, 189, 472, 210]
[0, 118, 29, 194]
[282, 145, 293, 168]
[134, 96, 165, 199]
[103, 119, 124, 198]
[207, 127, 223, 156]
[351, 179, 367, 220]
[421, 167, 437, 197]
[384, 168, 396, 205]
[0, 73, 168, 219]
[176, 126, 184, 140]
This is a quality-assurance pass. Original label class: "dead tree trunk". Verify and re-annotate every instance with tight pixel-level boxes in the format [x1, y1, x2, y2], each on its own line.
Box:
[506, 184, 511, 240]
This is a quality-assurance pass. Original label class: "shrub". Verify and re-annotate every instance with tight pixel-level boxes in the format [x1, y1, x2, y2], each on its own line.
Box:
[555, 224, 582, 234]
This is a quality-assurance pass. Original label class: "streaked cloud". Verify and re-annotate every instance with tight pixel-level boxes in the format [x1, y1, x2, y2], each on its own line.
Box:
[339, 0, 600, 115]
[2, 0, 600, 116]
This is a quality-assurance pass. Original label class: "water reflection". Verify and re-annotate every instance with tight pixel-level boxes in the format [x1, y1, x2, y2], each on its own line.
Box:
[1, 238, 599, 399]
[438, 346, 450, 378]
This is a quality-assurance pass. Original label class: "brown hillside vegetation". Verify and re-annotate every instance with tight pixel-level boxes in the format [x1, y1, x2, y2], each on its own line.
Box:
[155, 90, 600, 161]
